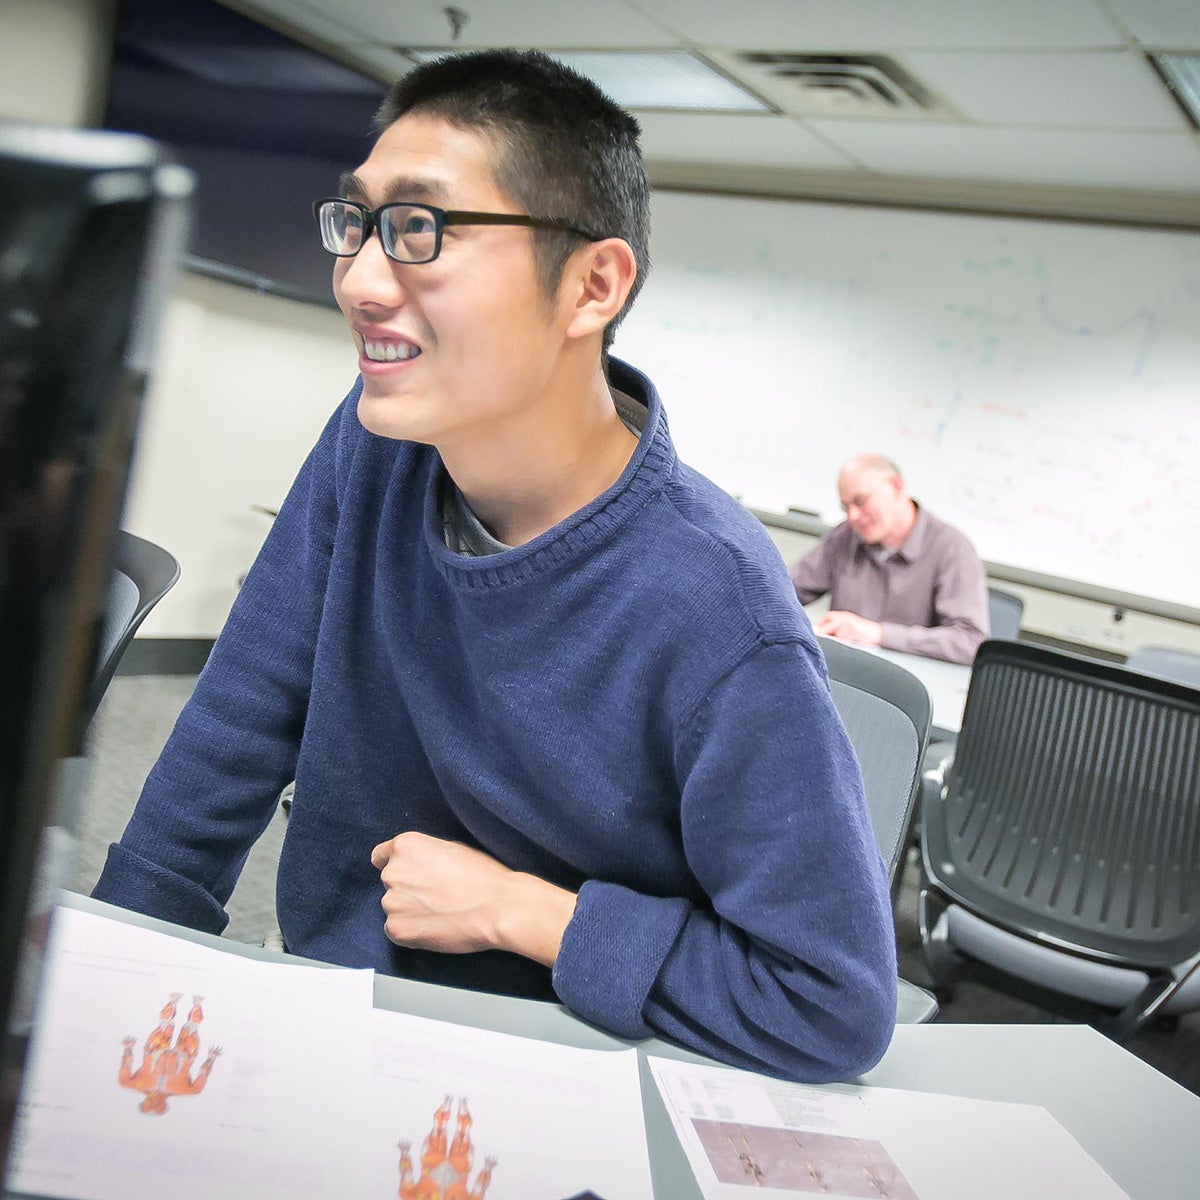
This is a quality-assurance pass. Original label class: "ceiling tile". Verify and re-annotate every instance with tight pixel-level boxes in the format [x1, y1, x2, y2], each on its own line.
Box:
[806, 121, 1200, 190]
[245, 0, 677, 48]
[637, 112, 858, 169]
[633, 0, 1126, 51]
[1105, 0, 1200, 49]
[228, 0, 1200, 204]
[331, 43, 419, 81]
[900, 49, 1187, 130]
[234, 0, 380, 44]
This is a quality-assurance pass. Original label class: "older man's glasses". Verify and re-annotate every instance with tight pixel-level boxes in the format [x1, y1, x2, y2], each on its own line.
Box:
[313, 198, 598, 265]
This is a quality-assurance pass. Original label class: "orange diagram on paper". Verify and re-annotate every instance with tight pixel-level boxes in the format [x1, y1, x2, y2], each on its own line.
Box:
[397, 1095, 497, 1200]
[118, 992, 221, 1115]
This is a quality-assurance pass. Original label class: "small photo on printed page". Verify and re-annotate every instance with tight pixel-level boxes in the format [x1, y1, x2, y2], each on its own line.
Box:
[649, 1055, 914, 1199]
[648, 1055, 1130, 1200]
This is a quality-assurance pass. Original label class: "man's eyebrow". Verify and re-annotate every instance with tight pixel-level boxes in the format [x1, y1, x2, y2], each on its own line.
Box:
[336, 171, 450, 206]
[338, 171, 367, 199]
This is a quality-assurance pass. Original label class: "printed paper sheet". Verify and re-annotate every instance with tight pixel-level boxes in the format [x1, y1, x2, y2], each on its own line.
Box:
[8, 907, 375, 1200]
[649, 1055, 1130, 1200]
[372, 1008, 654, 1200]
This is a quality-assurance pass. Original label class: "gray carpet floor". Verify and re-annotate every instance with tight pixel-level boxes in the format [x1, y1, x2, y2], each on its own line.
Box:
[77, 674, 1200, 1096]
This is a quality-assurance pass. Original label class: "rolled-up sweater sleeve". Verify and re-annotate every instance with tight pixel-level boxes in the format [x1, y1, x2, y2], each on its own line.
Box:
[92, 390, 356, 932]
[552, 638, 897, 1082]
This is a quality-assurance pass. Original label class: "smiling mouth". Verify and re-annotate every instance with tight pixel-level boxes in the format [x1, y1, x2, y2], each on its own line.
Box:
[362, 339, 421, 363]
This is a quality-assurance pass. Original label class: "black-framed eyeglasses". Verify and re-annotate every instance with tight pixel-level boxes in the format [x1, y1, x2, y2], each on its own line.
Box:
[313, 198, 599, 265]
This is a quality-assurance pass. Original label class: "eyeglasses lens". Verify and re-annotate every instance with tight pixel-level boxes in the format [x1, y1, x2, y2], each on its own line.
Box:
[320, 202, 363, 255]
[380, 206, 438, 263]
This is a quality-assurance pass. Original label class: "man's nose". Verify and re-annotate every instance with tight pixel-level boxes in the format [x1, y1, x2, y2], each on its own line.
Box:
[336, 233, 408, 306]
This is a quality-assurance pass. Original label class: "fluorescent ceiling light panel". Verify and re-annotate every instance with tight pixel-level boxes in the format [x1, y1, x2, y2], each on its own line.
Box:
[403, 49, 771, 113]
[1150, 52, 1200, 129]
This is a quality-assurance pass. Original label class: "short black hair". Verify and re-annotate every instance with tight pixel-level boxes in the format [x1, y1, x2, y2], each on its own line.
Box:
[375, 50, 650, 350]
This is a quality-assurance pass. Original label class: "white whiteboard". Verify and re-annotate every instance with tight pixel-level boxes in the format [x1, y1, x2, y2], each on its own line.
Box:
[612, 191, 1200, 610]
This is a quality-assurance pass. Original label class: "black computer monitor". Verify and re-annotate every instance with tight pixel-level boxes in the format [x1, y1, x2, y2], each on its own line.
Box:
[0, 122, 191, 1179]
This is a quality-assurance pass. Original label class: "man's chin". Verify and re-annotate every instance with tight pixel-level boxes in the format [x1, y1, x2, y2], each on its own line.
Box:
[356, 389, 437, 443]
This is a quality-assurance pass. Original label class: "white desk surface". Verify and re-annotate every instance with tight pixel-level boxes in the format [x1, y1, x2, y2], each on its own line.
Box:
[858, 644, 972, 735]
[16, 893, 1199, 1200]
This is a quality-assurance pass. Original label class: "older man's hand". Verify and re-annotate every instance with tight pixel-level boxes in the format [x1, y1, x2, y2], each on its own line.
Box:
[370, 831, 578, 967]
[816, 610, 884, 646]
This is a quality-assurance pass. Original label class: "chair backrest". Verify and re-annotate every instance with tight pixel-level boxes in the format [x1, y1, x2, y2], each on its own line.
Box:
[85, 531, 180, 719]
[986, 586, 1024, 641]
[819, 637, 932, 885]
[1125, 645, 1200, 690]
[923, 640, 1200, 969]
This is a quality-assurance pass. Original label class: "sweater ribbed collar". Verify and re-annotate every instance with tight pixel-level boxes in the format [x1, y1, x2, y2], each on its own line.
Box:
[422, 357, 676, 591]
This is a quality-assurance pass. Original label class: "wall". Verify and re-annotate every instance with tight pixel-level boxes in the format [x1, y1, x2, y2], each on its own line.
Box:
[0, 0, 353, 637]
[120, 275, 352, 636]
[0, 0, 111, 127]
[613, 189, 1200, 614]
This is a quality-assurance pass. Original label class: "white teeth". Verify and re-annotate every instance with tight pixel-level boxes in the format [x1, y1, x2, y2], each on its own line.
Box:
[364, 339, 420, 362]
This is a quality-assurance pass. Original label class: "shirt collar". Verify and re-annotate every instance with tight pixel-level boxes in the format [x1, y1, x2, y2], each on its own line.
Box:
[890, 501, 927, 562]
[855, 500, 926, 564]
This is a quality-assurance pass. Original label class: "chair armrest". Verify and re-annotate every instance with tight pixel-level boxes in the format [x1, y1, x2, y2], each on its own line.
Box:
[896, 978, 939, 1024]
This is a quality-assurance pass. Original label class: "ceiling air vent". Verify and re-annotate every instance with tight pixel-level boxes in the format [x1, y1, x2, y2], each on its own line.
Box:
[720, 53, 954, 121]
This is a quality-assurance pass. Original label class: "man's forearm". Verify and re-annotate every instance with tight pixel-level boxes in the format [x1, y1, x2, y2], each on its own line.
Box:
[879, 619, 984, 664]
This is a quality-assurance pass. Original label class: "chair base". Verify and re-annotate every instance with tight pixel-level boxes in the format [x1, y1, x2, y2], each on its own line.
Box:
[918, 885, 1200, 1041]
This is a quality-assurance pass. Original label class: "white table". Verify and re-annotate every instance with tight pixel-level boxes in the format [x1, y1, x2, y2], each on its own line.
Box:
[13, 894, 1200, 1200]
[856, 643, 972, 735]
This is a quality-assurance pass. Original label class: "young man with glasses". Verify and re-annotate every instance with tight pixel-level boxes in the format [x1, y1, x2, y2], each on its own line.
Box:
[96, 51, 896, 1083]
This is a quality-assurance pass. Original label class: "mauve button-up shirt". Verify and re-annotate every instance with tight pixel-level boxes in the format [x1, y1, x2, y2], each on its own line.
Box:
[789, 505, 989, 665]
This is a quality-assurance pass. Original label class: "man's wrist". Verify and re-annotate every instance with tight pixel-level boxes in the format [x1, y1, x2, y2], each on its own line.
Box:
[493, 871, 579, 967]
[876, 620, 901, 650]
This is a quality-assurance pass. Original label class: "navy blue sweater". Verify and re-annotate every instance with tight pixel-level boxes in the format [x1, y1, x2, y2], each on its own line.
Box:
[95, 359, 896, 1081]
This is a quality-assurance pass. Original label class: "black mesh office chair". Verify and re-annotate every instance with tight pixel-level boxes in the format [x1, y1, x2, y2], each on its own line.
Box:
[84, 531, 180, 722]
[920, 640, 1200, 1040]
[821, 638, 931, 890]
[920, 588, 1022, 791]
[820, 637, 938, 1023]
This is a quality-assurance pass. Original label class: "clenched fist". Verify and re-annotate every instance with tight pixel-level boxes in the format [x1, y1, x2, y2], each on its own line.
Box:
[370, 831, 578, 966]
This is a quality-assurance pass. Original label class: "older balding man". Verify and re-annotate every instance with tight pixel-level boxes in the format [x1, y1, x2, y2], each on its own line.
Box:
[789, 454, 989, 665]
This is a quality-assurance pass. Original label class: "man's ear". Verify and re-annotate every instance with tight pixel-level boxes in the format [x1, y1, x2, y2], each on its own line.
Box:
[562, 238, 637, 342]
